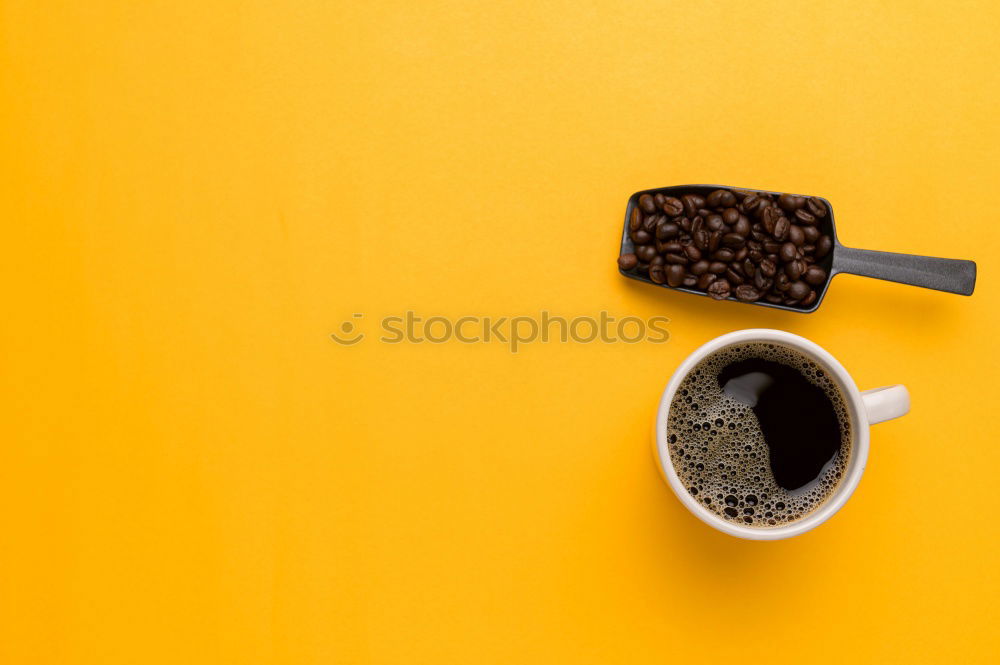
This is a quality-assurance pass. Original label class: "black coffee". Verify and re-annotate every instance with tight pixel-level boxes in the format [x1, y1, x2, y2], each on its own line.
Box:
[667, 342, 851, 527]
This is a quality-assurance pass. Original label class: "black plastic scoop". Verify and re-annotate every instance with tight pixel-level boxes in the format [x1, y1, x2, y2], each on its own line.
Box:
[618, 184, 976, 312]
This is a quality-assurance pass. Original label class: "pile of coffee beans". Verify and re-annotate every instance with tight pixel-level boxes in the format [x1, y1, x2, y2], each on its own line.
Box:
[617, 188, 833, 308]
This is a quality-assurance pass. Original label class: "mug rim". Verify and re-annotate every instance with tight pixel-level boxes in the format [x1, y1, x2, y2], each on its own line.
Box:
[654, 329, 870, 540]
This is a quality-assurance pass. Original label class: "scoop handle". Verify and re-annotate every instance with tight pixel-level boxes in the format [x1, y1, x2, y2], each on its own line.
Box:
[832, 245, 976, 295]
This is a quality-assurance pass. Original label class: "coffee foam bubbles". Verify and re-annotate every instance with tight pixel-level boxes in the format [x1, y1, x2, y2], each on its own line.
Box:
[667, 342, 851, 528]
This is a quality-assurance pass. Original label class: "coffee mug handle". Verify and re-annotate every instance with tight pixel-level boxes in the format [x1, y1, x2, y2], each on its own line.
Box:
[861, 385, 910, 425]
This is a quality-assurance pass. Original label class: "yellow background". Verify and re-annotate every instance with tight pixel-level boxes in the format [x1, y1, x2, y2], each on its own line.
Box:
[2, 1, 998, 663]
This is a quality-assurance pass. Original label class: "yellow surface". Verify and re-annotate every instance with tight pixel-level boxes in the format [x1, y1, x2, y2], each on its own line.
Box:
[2, 1, 998, 663]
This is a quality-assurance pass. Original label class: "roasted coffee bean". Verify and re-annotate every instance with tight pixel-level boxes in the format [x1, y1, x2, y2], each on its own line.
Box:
[743, 258, 756, 277]
[659, 240, 682, 254]
[708, 230, 722, 251]
[707, 279, 731, 300]
[683, 274, 698, 287]
[660, 196, 684, 217]
[726, 267, 745, 285]
[801, 289, 818, 306]
[741, 193, 760, 212]
[708, 261, 728, 274]
[749, 249, 763, 263]
[649, 264, 666, 284]
[733, 216, 751, 237]
[773, 216, 790, 241]
[618, 253, 638, 270]
[691, 260, 710, 275]
[787, 280, 810, 300]
[765, 293, 783, 303]
[706, 189, 737, 207]
[692, 229, 709, 250]
[679, 217, 692, 233]
[722, 207, 740, 225]
[650, 255, 665, 266]
[763, 240, 782, 254]
[802, 244, 815, 256]
[639, 194, 656, 213]
[735, 285, 761, 302]
[697, 209, 713, 219]
[697, 272, 717, 289]
[775, 272, 790, 291]
[785, 259, 805, 280]
[654, 193, 666, 208]
[804, 265, 827, 286]
[630, 207, 642, 231]
[789, 224, 805, 246]
[815, 234, 833, 258]
[779, 242, 797, 263]
[636, 245, 657, 262]
[803, 225, 820, 243]
[682, 194, 705, 217]
[685, 245, 702, 262]
[795, 209, 816, 225]
[657, 220, 680, 240]
[734, 246, 749, 261]
[662, 197, 684, 217]
[631, 229, 653, 244]
[778, 193, 804, 211]
[642, 214, 660, 233]
[750, 229, 768, 242]
[666, 264, 687, 287]
[806, 197, 827, 217]
[722, 233, 746, 249]
[759, 258, 777, 277]
[753, 270, 772, 291]
[665, 253, 688, 265]
[712, 248, 735, 262]
[691, 215, 704, 234]
[761, 206, 778, 234]
[706, 214, 725, 231]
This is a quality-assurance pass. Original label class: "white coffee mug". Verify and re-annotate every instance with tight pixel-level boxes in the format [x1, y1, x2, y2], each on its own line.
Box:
[654, 329, 909, 540]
